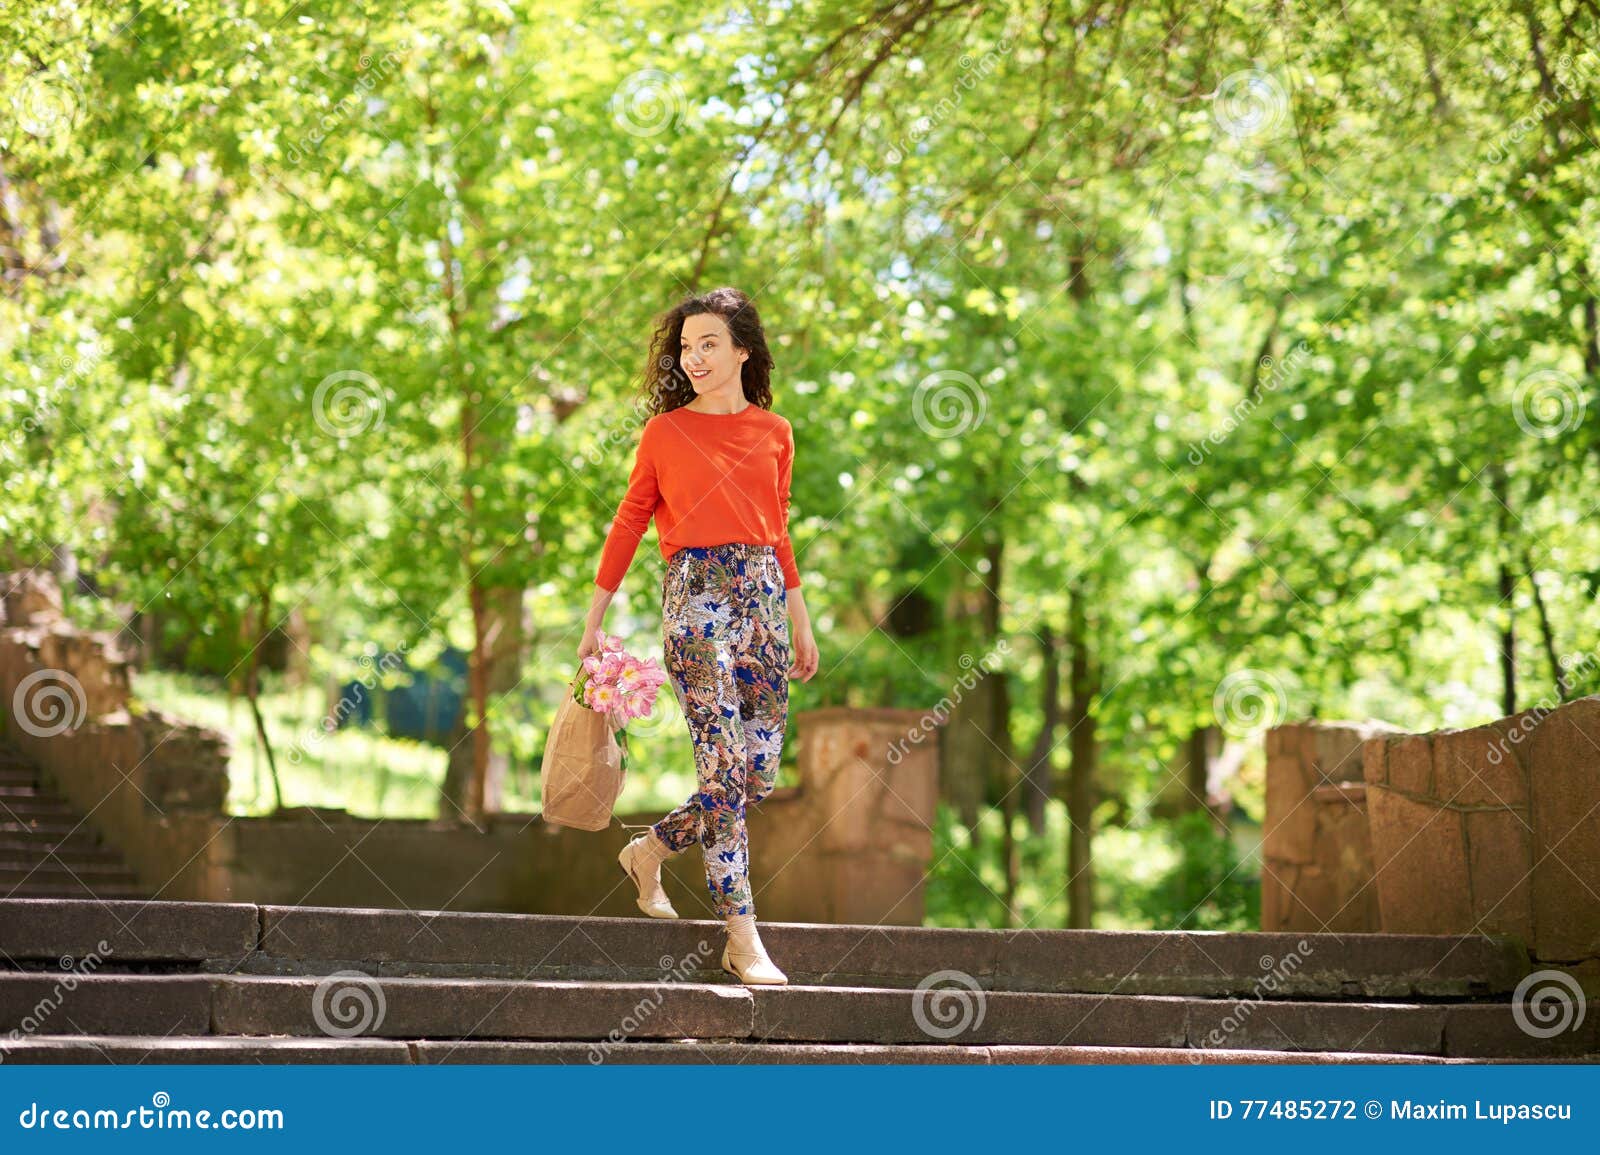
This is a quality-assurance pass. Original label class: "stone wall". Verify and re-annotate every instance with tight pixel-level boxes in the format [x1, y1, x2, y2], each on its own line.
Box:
[1, 571, 942, 923]
[1261, 721, 1394, 933]
[1266, 698, 1600, 967]
[1, 571, 234, 899]
[180, 707, 938, 922]
[1363, 696, 1600, 964]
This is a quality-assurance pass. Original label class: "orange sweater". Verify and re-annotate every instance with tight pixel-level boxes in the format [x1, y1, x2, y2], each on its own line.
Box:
[595, 403, 802, 593]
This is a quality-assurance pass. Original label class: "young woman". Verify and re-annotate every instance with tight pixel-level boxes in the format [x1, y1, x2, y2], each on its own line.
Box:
[578, 286, 820, 986]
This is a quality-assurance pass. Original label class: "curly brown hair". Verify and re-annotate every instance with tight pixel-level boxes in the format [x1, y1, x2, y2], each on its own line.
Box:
[639, 286, 774, 417]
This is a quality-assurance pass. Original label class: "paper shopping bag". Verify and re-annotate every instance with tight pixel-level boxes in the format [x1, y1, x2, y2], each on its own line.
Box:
[539, 675, 626, 830]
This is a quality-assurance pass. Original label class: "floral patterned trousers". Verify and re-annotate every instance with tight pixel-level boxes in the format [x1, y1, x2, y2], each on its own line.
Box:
[650, 542, 790, 917]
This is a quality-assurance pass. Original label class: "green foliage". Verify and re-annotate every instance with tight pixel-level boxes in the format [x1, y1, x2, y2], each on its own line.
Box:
[1116, 812, 1261, 932]
[5, 0, 1598, 922]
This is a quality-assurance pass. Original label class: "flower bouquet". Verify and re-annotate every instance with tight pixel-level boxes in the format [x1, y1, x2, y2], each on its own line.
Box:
[573, 630, 670, 775]
[540, 629, 671, 831]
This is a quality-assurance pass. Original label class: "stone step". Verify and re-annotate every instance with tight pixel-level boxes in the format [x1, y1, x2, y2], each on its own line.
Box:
[0, 862, 142, 888]
[0, 899, 1530, 998]
[2, 1035, 1541, 1065]
[0, 838, 126, 864]
[0, 784, 75, 801]
[3, 882, 147, 900]
[0, 975, 213, 1035]
[0, 815, 81, 831]
[0, 1035, 410, 1064]
[0, 797, 87, 820]
[1, 974, 1593, 1058]
[251, 905, 1528, 998]
[0, 899, 260, 960]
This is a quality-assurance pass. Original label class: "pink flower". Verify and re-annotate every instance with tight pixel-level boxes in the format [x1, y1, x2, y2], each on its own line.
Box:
[588, 682, 622, 713]
[575, 635, 669, 728]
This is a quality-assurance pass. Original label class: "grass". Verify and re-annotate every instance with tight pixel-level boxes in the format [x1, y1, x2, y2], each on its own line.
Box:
[130, 669, 703, 819]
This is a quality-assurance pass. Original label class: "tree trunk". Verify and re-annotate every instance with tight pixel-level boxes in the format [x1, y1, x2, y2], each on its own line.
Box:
[1523, 547, 1568, 700]
[246, 586, 285, 812]
[1184, 724, 1218, 817]
[441, 585, 523, 820]
[978, 534, 1020, 923]
[1065, 578, 1098, 929]
[1020, 622, 1061, 836]
[1492, 464, 1516, 716]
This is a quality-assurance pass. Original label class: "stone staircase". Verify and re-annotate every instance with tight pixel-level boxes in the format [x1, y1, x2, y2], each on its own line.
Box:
[1, 898, 1595, 1063]
[0, 750, 145, 901]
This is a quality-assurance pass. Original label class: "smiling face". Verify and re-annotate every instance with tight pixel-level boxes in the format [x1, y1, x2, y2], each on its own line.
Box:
[679, 312, 748, 400]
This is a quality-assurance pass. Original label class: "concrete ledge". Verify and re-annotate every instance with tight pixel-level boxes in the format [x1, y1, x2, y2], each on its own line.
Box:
[0, 1035, 409, 1064]
[415, 1040, 993, 1064]
[252, 906, 1530, 997]
[1, 1035, 1591, 1066]
[209, 975, 754, 1040]
[0, 975, 212, 1035]
[749, 987, 1190, 1047]
[1443, 1002, 1600, 1059]
[1185, 999, 1445, 1055]
[0, 898, 258, 962]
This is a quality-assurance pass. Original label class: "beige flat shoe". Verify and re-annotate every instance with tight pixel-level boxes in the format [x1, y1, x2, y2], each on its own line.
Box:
[722, 914, 787, 984]
[618, 833, 678, 919]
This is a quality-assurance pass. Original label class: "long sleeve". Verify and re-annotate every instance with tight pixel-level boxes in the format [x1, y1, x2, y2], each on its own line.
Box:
[774, 419, 802, 590]
[594, 423, 659, 592]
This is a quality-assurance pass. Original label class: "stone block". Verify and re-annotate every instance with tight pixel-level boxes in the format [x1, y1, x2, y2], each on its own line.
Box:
[1528, 696, 1600, 961]
[1264, 753, 1316, 864]
[1362, 736, 1387, 786]
[1366, 784, 1472, 933]
[0, 570, 64, 627]
[1434, 722, 1527, 808]
[1310, 726, 1369, 785]
[1386, 734, 1434, 797]
[0, 975, 213, 1035]
[1464, 809, 1533, 941]
[0, 898, 258, 961]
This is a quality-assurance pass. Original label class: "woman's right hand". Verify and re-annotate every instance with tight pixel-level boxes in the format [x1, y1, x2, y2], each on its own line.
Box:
[577, 619, 601, 664]
[579, 583, 615, 664]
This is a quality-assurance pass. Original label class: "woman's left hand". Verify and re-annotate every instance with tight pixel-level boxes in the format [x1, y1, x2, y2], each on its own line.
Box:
[787, 617, 819, 681]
